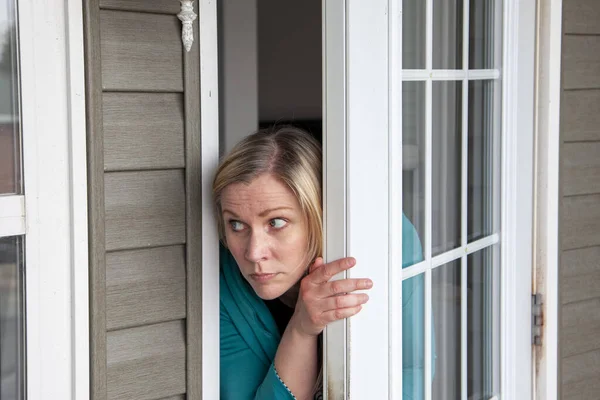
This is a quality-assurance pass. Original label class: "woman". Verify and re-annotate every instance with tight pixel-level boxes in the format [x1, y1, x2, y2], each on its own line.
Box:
[214, 127, 426, 399]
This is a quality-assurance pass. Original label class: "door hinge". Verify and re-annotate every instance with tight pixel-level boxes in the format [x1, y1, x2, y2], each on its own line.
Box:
[532, 293, 543, 346]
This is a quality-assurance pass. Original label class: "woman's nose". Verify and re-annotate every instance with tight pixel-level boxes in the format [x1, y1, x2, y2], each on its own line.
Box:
[245, 231, 269, 263]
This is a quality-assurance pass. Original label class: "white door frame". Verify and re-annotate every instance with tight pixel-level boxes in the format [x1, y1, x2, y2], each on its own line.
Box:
[198, 0, 221, 397]
[323, 0, 537, 398]
[533, 0, 563, 399]
[18, 0, 89, 399]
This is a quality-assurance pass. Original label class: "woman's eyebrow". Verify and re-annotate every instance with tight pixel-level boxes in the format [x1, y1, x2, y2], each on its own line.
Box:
[221, 209, 239, 218]
[258, 207, 294, 217]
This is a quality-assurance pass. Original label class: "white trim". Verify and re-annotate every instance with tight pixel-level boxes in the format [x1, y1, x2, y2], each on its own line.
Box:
[533, 0, 562, 399]
[388, 0, 403, 397]
[0, 195, 26, 236]
[0, 216, 25, 237]
[345, 0, 390, 397]
[401, 234, 501, 280]
[322, 0, 348, 397]
[65, 0, 90, 398]
[19, 1, 89, 399]
[199, 0, 220, 397]
[459, 1, 469, 397]
[401, 69, 501, 81]
[424, 1, 433, 397]
[501, 0, 537, 399]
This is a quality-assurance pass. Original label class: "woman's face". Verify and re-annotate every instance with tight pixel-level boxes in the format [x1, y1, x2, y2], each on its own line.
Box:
[221, 173, 310, 300]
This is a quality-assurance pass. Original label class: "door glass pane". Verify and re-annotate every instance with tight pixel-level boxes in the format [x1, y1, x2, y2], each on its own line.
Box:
[0, 236, 25, 400]
[469, 0, 499, 69]
[402, 273, 425, 400]
[0, 0, 21, 195]
[433, 0, 463, 70]
[468, 246, 500, 399]
[468, 80, 499, 241]
[432, 81, 462, 256]
[403, 81, 425, 263]
[432, 260, 461, 400]
[402, 0, 426, 69]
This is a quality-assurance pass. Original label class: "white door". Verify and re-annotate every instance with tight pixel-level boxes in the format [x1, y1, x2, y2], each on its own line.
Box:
[322, 0, 536, 399]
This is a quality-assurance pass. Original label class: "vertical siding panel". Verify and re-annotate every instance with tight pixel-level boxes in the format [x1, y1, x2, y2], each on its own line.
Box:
[184, 19, 202, 400]
[560, 2, 600, 399]
[562, 35, 600, 90]
[83, 0, 108, 398]
[563, 0, 600, 34]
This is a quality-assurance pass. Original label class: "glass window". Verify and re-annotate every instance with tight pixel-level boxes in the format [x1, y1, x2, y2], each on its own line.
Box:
[0, 2, 24, 399]
[400, 0, 502, 398]
[402, 0, 426, 69]
[432, 80, 462, 256]
[402, 81, 426, 262]
[0, 236, 25, 400]
[433, 0, 463, 70]
[467, 246, 500, 399]
[0, 0, 21, 195]
[432, 260, 461, 400]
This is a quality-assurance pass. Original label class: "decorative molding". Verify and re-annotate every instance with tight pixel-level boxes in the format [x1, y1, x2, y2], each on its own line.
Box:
[178, 0, 197, 52]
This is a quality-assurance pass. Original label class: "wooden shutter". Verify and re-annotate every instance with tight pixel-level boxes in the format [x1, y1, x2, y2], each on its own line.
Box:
[83, 1, 202, 398]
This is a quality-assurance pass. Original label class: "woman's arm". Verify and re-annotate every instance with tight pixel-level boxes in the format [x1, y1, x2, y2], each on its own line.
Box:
[273, 321, 319, 400]
[274, 257, 372, 399]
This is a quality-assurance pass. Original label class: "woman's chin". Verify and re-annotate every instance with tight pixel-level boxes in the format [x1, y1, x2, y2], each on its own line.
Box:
[250, 283, 286, 301]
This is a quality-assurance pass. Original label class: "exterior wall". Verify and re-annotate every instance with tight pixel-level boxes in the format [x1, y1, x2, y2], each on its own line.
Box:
[559, 1, 600, 398]
[219, 0, 258, 154]
[83, 1, 202, 398]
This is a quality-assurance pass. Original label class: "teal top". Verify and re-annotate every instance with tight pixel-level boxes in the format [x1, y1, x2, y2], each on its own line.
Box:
[220, 214, 430, 399]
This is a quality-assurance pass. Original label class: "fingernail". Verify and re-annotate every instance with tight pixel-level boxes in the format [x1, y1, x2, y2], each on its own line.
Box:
[347, 258, 355, 267]
[365, 279, 373, 288]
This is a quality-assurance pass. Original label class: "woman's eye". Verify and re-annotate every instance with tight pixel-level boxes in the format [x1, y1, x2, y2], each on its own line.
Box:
[229, 220, 244, 232]
[269, 218, 287, 229]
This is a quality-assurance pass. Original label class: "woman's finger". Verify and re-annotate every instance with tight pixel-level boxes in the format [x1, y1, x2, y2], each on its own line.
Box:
[321, 278, 373, 297]
[320, 305, 363, 323]
[322, 293, 369, 311]
[308, 257, 325, 275]
[309, 257, 356, 284]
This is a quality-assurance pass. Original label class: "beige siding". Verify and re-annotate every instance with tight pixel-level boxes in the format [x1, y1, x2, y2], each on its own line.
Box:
[562, 142, 600, 196]
[100, 10, 183, 92]
[107, 321, 186, 400]
[563, 90, 600, 142]
[560, 0, 600, 398]
[84, 0, 202, 398]
[106, 246, 186, 331]
[99, 0, 180, 14]
[103, 93, 185, 171]
[104, 170, 186, 251]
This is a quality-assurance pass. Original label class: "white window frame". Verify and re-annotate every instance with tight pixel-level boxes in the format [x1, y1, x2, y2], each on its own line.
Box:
[323, 0, 537, 399]
[13, 0, 89, 399]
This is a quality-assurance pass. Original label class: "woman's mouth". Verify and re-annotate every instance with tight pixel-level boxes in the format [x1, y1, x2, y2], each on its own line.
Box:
[250, 273, 277, 283]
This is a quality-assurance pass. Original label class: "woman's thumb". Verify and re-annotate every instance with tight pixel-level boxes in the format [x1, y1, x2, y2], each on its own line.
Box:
[309, 257, 324, 274]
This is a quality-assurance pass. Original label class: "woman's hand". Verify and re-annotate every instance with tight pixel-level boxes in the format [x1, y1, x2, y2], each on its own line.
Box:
[290, 257, 373, 337]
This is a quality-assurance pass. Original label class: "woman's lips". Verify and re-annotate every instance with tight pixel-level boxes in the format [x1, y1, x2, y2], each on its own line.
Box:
[250, 273, 277, 283]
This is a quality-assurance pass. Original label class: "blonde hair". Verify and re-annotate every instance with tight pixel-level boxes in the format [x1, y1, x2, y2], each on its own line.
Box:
[212, 126, 323, 264]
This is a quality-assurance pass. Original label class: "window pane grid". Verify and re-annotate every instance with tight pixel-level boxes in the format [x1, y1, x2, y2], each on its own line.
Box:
[401, 69, 500, 81]
[401, 233, 499, 281]
[400, 0, 501, 398]
[0, 195, 25, 238]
